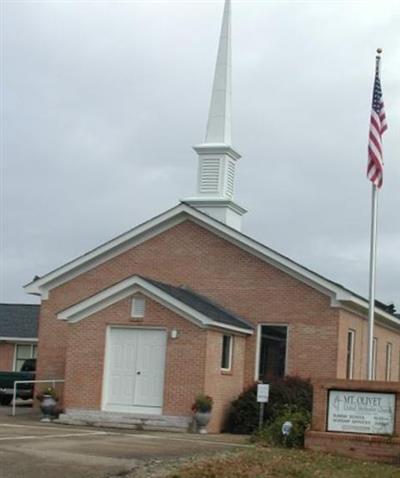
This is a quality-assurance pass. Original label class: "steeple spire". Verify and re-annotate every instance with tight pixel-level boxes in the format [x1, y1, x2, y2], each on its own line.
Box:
[184, 0, 246, 231]
[205, 0, 232, 144]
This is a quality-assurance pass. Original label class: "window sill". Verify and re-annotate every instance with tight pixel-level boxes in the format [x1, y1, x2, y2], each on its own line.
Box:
[221, 369, 233, 376]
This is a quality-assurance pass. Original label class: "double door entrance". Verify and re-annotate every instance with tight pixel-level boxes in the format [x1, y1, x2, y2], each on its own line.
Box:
[103, 328, 167, 414]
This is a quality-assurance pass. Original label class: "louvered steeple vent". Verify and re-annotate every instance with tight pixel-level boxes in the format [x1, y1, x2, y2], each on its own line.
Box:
[184, 0, 246, 231]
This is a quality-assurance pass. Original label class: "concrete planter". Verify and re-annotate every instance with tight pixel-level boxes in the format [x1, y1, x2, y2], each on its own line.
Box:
[194, 411, 211, 434]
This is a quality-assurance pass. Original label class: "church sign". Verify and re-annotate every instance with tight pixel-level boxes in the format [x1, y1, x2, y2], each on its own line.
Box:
[327, 390, 396, 435]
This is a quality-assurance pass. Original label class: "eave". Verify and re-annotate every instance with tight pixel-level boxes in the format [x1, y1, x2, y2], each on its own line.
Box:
[57, 275, 253, 336]
[24, 203, 399, 330]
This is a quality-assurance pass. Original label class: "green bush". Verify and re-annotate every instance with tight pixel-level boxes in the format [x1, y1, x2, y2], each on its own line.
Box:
[225, 385, 259, 434]
[256, 406, 311, 448]
[225, 376, 312, 434]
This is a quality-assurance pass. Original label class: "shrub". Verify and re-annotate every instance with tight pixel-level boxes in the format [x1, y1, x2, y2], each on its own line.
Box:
[225, 385, 259, 433]
[225, 376, 312, 434]
[256, 406, 311, 448]
[192, 394, 213, 413]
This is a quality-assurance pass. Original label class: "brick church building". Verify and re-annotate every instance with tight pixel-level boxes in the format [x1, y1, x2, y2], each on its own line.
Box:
[24, 1, 400, 432]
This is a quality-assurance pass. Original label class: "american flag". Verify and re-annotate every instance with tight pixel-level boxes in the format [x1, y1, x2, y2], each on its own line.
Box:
[367, 57, 387, 188]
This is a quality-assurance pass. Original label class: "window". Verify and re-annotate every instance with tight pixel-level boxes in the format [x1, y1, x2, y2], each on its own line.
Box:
[372, 337, 377, 380]
[346, 329, 355, 379]
[258, 325, 287, 381]
[14, 344, 37, 371]
[221, 335, 233, 371]
[385, 343, 392, 381]
[131, 297, 145, 318]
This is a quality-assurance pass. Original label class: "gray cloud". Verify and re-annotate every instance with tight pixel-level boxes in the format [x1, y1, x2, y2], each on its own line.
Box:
[2, 0, 399, 307]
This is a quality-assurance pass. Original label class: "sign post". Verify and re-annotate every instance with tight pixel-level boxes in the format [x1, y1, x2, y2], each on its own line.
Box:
[257, 383, 269, 430]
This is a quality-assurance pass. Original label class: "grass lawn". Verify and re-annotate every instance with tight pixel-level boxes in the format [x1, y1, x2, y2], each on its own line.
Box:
[167, 447, 400, 478]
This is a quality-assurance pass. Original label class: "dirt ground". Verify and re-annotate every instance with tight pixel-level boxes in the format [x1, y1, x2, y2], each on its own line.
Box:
[0, 406, 250, 478]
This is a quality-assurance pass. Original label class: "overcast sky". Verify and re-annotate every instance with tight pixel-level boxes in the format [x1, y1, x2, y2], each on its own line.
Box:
[1, 0, 399, 308]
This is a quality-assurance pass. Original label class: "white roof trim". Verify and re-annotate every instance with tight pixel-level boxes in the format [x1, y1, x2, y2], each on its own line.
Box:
[25, 202, 399, 329]
[0, 337, 38, 343]
[24, 210, 187, 299]
[56, 275, 253, 335]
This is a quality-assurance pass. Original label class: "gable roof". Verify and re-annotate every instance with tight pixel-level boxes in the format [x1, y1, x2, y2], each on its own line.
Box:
[24, 202, 400, 330]
[144, 278, 253, 331]
[0, 303, 39, 340]
[57, 275, 253, 335]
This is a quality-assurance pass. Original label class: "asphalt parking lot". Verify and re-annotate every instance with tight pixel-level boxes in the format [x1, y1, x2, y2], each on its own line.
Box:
[0, 408, 249, 478]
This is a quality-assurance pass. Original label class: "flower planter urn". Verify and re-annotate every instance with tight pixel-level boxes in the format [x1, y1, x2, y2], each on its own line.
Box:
[40, 395, 58, 422]
[194, 411, 211, 434]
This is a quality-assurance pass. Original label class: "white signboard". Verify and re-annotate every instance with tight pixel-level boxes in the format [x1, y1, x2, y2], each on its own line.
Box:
[328, 390, 396, 435]
[257, 384, 270, 403]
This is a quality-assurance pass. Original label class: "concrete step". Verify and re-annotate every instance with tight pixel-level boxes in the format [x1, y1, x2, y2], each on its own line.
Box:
[57, 409, 192, 433]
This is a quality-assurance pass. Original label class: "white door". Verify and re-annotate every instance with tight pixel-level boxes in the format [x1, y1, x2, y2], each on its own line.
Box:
[104, 328, 167, 414]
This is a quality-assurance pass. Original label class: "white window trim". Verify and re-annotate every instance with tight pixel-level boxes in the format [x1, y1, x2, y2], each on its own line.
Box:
[346, 329, 356, 379]
[221, 335, 233, 372]
[385, 342, 392, 381]
[372, 337, 378, 380]
[254, 323, 289, 381]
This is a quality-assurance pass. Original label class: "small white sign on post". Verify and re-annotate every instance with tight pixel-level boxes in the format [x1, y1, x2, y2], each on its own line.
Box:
[257, 384, 270, 403]
[257, 384, 269, 430]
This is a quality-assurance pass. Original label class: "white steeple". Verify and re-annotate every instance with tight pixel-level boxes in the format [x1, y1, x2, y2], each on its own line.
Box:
[184, 0, 246, 231]
[205, 0, 232, 145]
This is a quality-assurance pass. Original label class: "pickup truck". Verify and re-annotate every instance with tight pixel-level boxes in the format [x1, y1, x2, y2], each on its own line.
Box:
[0, 359, 36, 406]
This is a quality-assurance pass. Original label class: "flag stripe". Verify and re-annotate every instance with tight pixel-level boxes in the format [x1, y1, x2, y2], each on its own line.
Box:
[367, 57, 387, 188]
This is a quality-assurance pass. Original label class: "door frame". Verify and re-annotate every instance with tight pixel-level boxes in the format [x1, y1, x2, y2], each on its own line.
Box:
[101, 325, 168, 414]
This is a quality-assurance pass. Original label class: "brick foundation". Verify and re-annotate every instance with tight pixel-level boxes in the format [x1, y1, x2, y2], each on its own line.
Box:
[306, 431, 400, 464]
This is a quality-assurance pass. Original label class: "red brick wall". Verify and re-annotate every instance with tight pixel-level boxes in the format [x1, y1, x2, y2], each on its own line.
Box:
[204, 331, 246, 432]
[64, 295, 208, 417]
[337, 310, 400, 381]
[0, 343, 15, 371]
[306, 431, 400, 464]
[36, 219, 339, 394]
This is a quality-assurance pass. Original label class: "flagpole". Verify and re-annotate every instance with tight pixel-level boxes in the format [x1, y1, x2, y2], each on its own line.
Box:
[366, 50, 382, 380]
[367, 183, 378, 380]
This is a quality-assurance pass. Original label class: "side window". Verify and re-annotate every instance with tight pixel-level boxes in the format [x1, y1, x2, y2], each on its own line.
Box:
[221, 335, 233, 371]
[385, 343, 392, 381]
[346, 329, 355, 379]
[14, 344, 37, 371]
[258, 325, 287, 381]
[372, 337, 378, 380]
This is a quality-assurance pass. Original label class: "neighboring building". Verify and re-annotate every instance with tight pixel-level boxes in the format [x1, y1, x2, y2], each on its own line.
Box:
[0, 304, 39, 371]
[23, 1, 400, 432]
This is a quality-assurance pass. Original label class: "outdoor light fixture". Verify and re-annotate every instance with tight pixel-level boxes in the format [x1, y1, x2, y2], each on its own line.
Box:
[171, 329, 178, 339]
